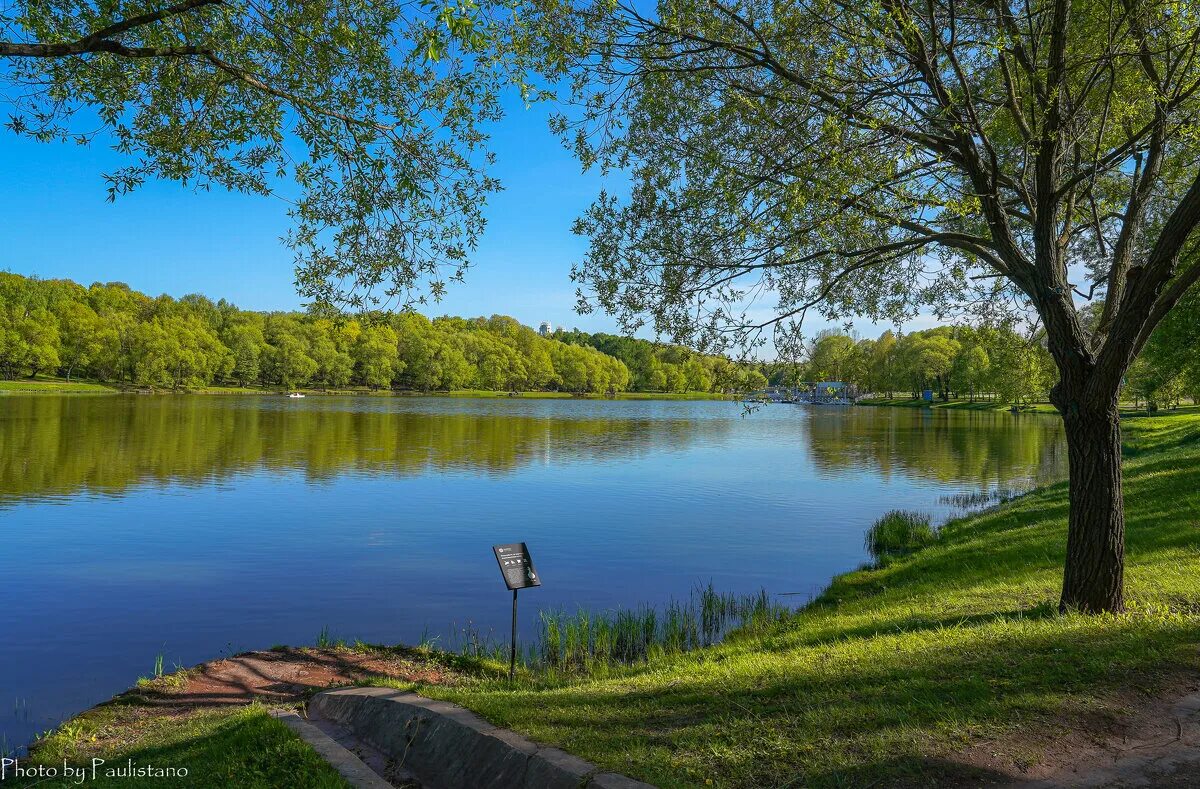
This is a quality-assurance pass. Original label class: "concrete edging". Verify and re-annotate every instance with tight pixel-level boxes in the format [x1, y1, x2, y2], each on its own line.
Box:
[273, 711, 394, 789]
[309, 687, 655, 789]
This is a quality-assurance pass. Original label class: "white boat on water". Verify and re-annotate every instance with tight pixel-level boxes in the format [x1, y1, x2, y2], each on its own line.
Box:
[288, 392, 305, 398]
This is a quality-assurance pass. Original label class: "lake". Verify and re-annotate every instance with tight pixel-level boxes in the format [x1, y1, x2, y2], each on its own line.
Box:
[0, 395, 1066, 750]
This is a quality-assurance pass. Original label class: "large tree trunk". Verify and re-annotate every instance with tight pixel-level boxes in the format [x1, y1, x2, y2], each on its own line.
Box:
[1058, 400, 1125, 613]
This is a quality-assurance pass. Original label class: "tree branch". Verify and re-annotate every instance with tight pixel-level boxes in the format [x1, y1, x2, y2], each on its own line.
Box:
[0, 0, 223, 58]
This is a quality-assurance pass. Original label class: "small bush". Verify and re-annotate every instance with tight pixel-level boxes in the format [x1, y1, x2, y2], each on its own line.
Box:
[865, 510, 937, 559]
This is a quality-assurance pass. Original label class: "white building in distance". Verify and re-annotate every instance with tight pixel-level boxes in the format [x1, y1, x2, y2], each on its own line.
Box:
[538, 321, 553, 337]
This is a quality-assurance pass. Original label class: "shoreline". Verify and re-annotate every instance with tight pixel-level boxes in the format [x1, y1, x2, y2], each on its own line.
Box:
[857, 396, 1200, 418]
[0, 378, 735, 401]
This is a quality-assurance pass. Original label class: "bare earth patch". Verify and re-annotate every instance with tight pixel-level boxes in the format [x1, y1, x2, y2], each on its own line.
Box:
[136, 646, 458, 708]
[949, 672, 1200, 787]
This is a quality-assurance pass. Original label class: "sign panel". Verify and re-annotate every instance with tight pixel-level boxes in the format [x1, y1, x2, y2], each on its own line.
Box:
[493, 542, 541, 590]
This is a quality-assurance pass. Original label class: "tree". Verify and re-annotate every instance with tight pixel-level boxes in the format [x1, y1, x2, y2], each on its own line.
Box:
[2, 0, 510, 310]
[871, 331, 900, 398]
[548, 0, 1200, 612]
[0, 304, 61, 378]
[806, 333, 858, 383]
[955, 346, 991, 402]
[1136, 283, 1200, 406]
[354, 324, 401, 389]
[740, 368, 769, 392]
[264, 319, 317, 390]
[224, 321, 268, 386]
[305, 322, 353, 388]
[56, 301, 104, 381]
[683, 357, 712, 392]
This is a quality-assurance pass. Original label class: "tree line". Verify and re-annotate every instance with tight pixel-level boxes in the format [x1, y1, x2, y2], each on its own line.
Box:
[553, 330, 770, 393]
[766, 304, 1200, 410]
[0, 272, 784, 395]
[767, 325, 1057, 405]
[0, 273, 638, 394]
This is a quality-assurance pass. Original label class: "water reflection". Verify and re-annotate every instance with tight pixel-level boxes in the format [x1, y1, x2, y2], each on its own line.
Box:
[0, 396, 732, 504]
[0, 396, 1067, 505]
[804, 407, 1066, 488]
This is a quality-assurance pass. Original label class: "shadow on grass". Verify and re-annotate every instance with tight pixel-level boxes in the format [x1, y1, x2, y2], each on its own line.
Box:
[459, 616, 1200, 788]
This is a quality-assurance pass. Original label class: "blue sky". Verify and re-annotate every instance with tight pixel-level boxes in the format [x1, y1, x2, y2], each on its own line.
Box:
[0, 94, 623, 334]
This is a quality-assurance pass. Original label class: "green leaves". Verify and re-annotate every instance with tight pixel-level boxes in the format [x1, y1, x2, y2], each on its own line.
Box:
[538, 0, 1200, 366]
[2, 0, 523, 310]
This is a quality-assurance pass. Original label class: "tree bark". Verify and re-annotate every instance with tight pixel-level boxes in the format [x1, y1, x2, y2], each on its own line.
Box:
[1057, 399, 1125, 613]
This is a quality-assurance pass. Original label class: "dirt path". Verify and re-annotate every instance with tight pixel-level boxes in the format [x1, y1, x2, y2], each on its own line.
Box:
[1020, 687, 1200, 788]
[950, 676, 1200, 788]
[111, 646, 462, 787]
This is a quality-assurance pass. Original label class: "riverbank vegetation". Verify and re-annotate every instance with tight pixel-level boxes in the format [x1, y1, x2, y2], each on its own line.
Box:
[0, 273, 763, 396]
[412, 412, 1200, 786]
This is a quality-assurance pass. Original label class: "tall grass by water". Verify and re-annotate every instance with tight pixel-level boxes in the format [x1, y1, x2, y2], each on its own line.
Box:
[425, 585, 792, 673]
[863, 509, 937, 560]
[536, 585, 789, 670]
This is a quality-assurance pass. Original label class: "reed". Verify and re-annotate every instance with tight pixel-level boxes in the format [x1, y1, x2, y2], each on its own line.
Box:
[534, 584, 787, 671]
[863, 510, 937, 560]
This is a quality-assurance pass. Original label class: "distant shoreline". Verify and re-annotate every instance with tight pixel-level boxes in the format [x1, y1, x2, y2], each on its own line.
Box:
[857, 396, 1200, 417]
[856, 396, 1060, 414]
[0, 377, 735, 401]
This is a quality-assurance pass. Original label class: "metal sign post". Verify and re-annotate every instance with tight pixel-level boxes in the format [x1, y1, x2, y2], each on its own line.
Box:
[493, 542, 541, 682]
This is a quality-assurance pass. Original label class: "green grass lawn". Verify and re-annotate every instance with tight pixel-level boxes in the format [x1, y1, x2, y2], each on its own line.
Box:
[0, 376, 119, 393]
[407, 411, 1200, 787]
[8, 704, 348, 788]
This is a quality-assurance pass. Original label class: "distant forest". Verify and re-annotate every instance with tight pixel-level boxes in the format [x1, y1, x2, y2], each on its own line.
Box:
[0, 273, 767, 394]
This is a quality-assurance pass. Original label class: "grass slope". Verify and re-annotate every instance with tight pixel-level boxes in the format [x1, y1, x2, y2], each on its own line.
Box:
[9, 704, 348, 788]
[0, 377, 118, 393]
[418, 412, 1200, 787]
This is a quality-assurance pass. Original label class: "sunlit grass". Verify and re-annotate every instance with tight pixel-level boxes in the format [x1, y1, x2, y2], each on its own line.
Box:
[0, 377, 117, 393]
[12, 704, 347, 788]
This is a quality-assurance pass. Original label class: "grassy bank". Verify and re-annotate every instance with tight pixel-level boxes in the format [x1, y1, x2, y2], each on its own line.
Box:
[0, 376, 731, 401]
[0, 377, 119, 394]
[13, 704, 348, 788]
[412, 412, 1200, 787]
[9, 646, 478, 788]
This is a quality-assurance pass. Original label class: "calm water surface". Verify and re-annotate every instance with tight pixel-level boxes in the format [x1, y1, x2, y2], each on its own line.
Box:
[0, 395, 1066, 749]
